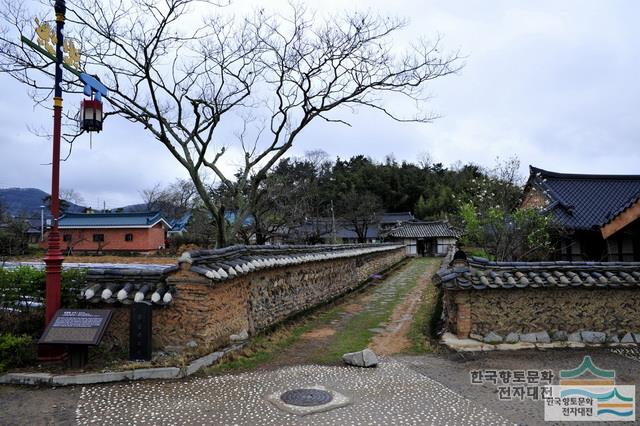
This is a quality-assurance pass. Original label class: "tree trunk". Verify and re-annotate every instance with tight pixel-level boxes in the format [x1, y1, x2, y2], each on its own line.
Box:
[215, 206, 227, 247]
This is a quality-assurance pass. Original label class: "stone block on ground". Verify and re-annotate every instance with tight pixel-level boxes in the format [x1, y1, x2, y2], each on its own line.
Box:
[230, 329, 249, 342]
[535, 331, 551, 343]
[504, 332, 520, 344]
[52, 371, 132, 386]
[186, 351, 225, 375]
[568, 332, 582, 342]
[551, 330, 567, 341]
[520, 333, 537, 343]
[0, 373, 53, 386]
[633, 333, 640, 343]
[621, 333, 635, 343]
[483, 332, 503, 344]
[581, 331, 606, 344]
[343, 349, 378, 367]
[132, 367, 181, 380]
[607, 333, 620, 343]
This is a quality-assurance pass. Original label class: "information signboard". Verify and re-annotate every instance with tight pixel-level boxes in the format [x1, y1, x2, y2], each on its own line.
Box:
[39, 309, 113, 346]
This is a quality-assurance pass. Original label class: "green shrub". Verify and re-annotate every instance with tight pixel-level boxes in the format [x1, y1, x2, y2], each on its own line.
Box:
[0, 267, 86, 336]
[0, 333, 35, 372]
[428, 288, 444, 340]
[465, 247, 494, 260]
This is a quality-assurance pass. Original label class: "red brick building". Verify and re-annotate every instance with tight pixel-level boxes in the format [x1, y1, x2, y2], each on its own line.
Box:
[49, 212, 171, 254]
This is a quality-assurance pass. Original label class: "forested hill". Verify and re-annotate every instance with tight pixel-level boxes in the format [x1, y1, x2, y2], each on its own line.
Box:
[0, 188, 84, 217]
[257, 155, 524, 222]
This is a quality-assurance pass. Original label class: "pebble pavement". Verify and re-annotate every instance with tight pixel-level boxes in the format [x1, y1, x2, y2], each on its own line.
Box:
[76, 359, 513, 425]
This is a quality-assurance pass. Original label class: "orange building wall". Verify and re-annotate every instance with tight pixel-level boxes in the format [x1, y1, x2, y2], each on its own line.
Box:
[55, 223, 167, 253]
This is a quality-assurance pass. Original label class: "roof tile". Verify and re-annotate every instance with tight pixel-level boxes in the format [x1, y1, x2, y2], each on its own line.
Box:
[434, 255, 640, 291]
[528, 166, 640, 229]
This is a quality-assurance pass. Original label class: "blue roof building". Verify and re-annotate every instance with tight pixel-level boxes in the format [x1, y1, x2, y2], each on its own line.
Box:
[522, 166, 640, 261]
[59, 211, 171, 229]
[55, 212, 171, 253]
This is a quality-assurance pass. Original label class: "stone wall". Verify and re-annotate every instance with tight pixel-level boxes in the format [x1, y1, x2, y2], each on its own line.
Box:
[248, 250, 403, 332]
[101, 246, 404, 352]
[444, 287, 640, 337]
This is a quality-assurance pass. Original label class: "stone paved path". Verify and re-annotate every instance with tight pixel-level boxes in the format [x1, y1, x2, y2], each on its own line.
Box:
[76, 360, 512, 425]
[256, 257, 435, 368]
[370, 258, 437, 355]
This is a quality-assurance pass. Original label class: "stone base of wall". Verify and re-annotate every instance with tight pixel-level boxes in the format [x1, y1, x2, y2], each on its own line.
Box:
[443, 287, 640, 343]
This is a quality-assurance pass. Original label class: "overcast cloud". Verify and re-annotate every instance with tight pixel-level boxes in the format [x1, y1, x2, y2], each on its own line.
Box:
[1, 0, 639, 208]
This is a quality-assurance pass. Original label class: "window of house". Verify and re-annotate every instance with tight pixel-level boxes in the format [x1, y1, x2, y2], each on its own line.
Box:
[93, 234, 105, 242]
[125, 233, 134, 242]
[63, 234, 72, 242]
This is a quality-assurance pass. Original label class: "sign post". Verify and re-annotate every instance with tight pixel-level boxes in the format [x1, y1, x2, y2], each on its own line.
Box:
[39, 309, 113, 368]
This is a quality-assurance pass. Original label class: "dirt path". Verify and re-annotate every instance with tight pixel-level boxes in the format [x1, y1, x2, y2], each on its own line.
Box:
[370, 259, 439, 355]
[256, 257, 438, 369]
[0, 384, 80, 425]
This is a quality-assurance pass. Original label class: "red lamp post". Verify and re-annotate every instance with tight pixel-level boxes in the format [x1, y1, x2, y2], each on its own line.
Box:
[39, 0, 67, 362]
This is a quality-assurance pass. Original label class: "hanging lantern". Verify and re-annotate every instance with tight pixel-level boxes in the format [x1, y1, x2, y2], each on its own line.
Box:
[80, 99, 103, 132]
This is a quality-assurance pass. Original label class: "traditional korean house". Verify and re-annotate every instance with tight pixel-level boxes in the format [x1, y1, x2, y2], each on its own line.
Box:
[385, 220, 461, 256]
[378, 212, 415, 232]
[522, 166, 640, 261]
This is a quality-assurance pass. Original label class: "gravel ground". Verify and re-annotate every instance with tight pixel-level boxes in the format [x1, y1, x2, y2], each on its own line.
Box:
[75, 360, 512, 426]
[2, 348, 639, 425]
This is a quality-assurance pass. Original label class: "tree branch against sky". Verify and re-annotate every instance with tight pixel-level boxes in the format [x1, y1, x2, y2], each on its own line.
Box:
[0, 0, 462, 246]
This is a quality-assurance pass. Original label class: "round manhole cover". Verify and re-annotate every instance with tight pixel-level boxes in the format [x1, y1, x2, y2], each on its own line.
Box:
[280, 389, 333, 407]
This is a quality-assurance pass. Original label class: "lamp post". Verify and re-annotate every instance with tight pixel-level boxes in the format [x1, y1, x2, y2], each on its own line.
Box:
[42, 0, 66, 344]
[40, 205, 45, 242]
[17, 0, 106, 362]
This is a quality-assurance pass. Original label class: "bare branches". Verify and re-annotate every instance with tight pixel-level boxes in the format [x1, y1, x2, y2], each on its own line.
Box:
[0, 0, 462, 246]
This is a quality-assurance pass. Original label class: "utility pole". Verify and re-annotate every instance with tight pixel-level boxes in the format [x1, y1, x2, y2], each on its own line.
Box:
[40, 205, 45, 242]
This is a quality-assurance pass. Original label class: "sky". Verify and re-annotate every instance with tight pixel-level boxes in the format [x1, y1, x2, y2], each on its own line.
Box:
[1, 0, 639, 208]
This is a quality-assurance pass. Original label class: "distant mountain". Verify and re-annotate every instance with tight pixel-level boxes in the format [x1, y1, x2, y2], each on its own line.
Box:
[116, 203, 148, 213]
[0, 187, 85, 217]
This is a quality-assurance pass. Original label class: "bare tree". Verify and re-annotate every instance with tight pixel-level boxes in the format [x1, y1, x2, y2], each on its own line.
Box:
[139, 184, 165, 212]
[60, 188, 85, 206]
[417, 151, 433, 170]
[64, 230, 88, 256]
[0, 1, 461, 246]
[139, 179, 198, 217]
[337, 190, 382, 243]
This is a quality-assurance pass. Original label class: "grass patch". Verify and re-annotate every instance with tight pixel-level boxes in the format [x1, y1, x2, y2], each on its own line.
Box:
[312, 258, 433, 364]
[407, 260, 444, 354]
[464, 246, 494, 260]
[203, 304, 344, 375]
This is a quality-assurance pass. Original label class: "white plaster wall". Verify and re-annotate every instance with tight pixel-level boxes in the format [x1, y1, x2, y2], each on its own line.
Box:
[404, 238, 417, 256]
